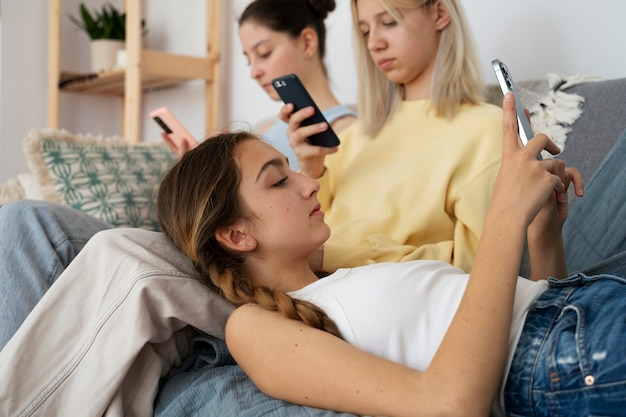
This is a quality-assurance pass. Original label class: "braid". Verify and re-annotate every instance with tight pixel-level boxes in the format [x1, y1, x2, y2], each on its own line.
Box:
[208, 263, 343, 338]
[157, 131, 343, 341]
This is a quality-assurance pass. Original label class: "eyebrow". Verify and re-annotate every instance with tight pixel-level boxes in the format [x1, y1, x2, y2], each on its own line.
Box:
[243, 39, 270, 58]
[358, 10, 389, 26]
[255, 156, 288, 183]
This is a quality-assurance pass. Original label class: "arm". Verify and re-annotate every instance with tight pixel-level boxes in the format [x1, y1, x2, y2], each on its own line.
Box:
[227, 94, 569, 417]
[527, 164, 584, 280]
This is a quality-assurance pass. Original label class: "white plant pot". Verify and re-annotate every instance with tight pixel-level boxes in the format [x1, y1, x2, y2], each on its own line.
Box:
[90, 39, 125, 72]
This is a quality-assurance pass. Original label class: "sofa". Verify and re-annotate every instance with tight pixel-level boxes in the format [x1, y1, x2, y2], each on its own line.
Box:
[2, 74, 625, 211]
[1, 74, 625, 417]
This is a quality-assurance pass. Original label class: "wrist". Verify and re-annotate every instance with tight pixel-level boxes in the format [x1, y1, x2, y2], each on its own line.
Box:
[314, 166, 327, 179]
[302, 165, 327, 180]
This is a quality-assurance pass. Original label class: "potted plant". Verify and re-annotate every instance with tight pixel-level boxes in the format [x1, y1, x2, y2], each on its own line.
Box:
[68, 2, 146, 72]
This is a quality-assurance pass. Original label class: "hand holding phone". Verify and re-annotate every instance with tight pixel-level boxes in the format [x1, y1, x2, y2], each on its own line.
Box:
[491, 59, 535, 146]
[150, 107, 199, 156]
[272, 74, 340, 147]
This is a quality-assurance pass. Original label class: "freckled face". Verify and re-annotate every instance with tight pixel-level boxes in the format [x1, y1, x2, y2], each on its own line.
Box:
[235, 139, 330, 257]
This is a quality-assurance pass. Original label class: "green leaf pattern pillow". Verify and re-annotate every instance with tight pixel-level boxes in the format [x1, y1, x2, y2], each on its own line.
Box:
[25, 129, 177, 231]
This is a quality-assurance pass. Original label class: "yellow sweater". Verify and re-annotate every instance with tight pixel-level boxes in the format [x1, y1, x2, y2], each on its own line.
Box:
[319, 100, 503, 273]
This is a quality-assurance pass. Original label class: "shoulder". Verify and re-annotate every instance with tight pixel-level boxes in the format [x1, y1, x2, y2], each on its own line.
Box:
[225, 304, 272, 353]
[453, 102, 504, 147]
[330, 114, 356, 135]
[457, 101, 503, 124]
[323, 105, 357, 135]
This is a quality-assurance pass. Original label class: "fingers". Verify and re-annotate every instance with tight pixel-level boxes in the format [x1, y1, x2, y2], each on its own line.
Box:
[278, 103, 294, 124]
[161, 132, 178, 153]
[524, 133, 560, 159]
[280, 104, 329, 140]
[503, 93, 562, 158]
[502, 93, 521, 152]
[564, 167, 584, 197]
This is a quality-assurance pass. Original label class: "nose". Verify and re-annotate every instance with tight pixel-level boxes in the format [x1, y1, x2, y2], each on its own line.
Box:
[300, 172, 320, 199]
[249, 60, 262, 80]
[367, 28, 386, 52]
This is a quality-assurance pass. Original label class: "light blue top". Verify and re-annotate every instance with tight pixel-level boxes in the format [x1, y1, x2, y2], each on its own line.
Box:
[260, 105, 356, 171]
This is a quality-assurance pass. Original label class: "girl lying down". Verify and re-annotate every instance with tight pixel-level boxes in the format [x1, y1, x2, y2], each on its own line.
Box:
[2, 94, 624, 416]
[155, 93, 626, 416]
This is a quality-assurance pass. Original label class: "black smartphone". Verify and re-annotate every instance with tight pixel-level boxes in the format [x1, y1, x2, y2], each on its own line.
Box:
[272, 74, 340, 147]
[491, 59, 535, 147]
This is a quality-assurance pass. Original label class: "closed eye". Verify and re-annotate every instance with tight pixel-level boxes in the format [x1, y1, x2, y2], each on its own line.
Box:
[272, 176, 288, 187]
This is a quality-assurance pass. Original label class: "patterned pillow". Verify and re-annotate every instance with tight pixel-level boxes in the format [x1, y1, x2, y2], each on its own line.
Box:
[24, 128, 177, 231]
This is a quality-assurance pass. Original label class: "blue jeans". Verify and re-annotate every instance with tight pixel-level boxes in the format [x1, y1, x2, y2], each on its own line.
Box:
[0, 200, 111, 350]
[518, 128, 626, 278]
[563, 129, 626, 276]
[504, 273, 626, 416]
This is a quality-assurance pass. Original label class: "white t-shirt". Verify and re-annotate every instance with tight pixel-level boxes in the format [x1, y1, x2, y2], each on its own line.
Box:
[290, 260, 548, 406]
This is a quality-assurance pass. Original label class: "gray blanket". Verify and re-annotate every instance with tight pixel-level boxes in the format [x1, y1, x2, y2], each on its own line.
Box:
[155, 334, 357, 417]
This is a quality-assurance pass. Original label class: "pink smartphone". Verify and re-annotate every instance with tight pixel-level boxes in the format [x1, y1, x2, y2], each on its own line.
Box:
[149, 107, 196, 149]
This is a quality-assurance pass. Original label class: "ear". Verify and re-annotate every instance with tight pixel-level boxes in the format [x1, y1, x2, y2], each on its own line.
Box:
[299, 27, 319, 58]
[433, 0, 451, 31]
[215, 221, 256, 253]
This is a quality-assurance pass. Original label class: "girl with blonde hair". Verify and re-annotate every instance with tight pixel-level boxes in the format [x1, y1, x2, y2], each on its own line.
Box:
[284, 0, 503, 274]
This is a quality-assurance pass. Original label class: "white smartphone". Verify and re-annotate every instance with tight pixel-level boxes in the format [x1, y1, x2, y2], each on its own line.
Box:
[491, 59, 535, 147]
[272, 74, 340, 147]
[149, 107, 197, 149]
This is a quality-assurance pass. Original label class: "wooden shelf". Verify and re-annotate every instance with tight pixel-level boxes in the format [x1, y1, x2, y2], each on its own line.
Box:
[48, 0, 221, 143]
[58, 50, 216, 97]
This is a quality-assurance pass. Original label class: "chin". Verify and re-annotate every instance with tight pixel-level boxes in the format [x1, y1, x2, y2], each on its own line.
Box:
[267, 89, 280, 102]
[320, 225, 331, 243]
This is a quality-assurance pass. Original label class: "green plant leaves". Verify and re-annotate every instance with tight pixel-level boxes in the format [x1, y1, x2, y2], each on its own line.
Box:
[67, 2, 146, 40]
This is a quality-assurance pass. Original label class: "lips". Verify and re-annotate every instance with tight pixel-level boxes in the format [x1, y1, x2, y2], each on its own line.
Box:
[310, 203, 323, 216]
[377, 58, 394, 71]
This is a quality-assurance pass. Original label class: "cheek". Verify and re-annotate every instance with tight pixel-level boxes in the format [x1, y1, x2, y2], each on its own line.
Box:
[266, 49, 303, 79]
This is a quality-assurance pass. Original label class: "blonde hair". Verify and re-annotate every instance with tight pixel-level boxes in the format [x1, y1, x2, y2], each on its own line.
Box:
[157, 132, 342, 339]
[351, 0, 484, 137]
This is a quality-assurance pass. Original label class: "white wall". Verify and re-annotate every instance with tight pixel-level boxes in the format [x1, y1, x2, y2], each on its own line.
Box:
[2, 0, 626, 183]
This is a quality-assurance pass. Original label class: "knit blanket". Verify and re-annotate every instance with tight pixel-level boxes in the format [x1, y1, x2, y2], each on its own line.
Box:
[519, 74, 602, 157]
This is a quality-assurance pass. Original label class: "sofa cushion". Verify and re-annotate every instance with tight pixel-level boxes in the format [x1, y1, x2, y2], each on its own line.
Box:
[486, 76, 626, 185]
[556, 77, 626, 184]
[24, 128, 177, 231]
[0, 177, 25, 206]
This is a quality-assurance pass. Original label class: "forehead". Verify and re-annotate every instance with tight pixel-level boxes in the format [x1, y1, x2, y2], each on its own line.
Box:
[239, 20, 291, 50]
[235, 139, 286, 175]
[356, 0, 387, 19]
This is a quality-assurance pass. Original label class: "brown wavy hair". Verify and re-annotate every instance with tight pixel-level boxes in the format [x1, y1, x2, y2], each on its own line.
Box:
[157, 131, 342, 338]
